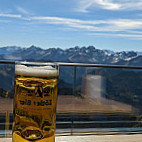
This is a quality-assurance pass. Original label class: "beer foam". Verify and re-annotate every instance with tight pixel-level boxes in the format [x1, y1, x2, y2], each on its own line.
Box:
[15, 65, 58, 77]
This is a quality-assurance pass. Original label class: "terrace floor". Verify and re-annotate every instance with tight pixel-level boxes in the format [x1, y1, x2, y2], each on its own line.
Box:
[1, 134, 142, 142]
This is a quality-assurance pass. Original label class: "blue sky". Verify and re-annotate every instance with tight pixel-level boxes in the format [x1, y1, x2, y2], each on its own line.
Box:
[0, 0, 142, 51]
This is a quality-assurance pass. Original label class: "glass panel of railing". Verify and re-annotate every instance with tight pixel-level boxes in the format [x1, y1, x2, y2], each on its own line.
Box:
[56, 65, 74, 135]
[0, 63, 15, 137]
[71, 66, 142, 135]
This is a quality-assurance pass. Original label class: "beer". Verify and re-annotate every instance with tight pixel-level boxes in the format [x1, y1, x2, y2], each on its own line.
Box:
[12, 63, 58, 142]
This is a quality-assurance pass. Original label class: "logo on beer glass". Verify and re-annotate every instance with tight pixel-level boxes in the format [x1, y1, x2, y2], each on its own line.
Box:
[35, 86, 43, 98]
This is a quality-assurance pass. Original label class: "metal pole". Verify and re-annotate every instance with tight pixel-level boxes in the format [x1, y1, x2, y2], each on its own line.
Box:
[5, 111, 10, 137]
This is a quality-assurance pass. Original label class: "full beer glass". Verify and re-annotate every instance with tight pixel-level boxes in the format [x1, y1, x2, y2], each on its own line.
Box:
[12, 62, 58, 142]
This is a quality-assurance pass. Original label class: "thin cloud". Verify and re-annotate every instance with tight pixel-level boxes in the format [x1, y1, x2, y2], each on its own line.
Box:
[16, 6, 29, 15]
[1, 13, 142, 33]
[31, 16, 113, 31]
[88, 32, 142, 40]
[0, 13, 22, 18]
[76, 0, 142, 12]
[31, 16, 142, 32]
[1, 12, 142, 40]
[30, 15, 142, 40]
[106, 19, 142, 30]
[95, 0, 120, 10]
[31, 16, 106, 25]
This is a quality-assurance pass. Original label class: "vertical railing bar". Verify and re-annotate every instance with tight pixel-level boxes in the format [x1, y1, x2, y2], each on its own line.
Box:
[4, 111, 6, 137]
[5, 111, 10, 137]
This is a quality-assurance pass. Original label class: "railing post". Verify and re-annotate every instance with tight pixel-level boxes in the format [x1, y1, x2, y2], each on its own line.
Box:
[5, 111, 10, 137]
[71, 66, 77, 135]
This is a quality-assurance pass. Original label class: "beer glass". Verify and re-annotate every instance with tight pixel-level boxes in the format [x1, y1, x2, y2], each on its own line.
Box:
[12, 62, 58, 142]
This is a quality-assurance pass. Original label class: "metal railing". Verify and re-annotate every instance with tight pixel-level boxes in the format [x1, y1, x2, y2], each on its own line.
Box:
[0, 61, 142, 137]
[58, 62, 142, 69]
[1, 60, 142, 69]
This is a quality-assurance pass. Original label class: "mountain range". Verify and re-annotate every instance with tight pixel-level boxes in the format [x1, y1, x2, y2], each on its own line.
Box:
[0, 45, 142, 65]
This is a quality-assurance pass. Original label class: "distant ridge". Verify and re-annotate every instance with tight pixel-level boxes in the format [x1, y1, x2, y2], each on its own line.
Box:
[0, 45, 141, 65]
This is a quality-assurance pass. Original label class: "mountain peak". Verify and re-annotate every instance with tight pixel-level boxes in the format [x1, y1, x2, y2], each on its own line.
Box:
[87, 46, 96, 50]
[29, 45, 41, 50]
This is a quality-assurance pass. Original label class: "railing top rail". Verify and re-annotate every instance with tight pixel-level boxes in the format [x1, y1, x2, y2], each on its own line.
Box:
[57, 62, 142, 69]
[0, 60, 15, 64]
[0, 60, 142, 70]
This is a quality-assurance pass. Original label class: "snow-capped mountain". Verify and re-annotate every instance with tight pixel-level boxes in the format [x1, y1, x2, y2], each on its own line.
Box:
[0, 45, 141, 65]
[0, 46, 21, 55]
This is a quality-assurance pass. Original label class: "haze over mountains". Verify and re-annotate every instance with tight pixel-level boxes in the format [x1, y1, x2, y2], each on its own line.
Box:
[0, 45, 142, 66]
